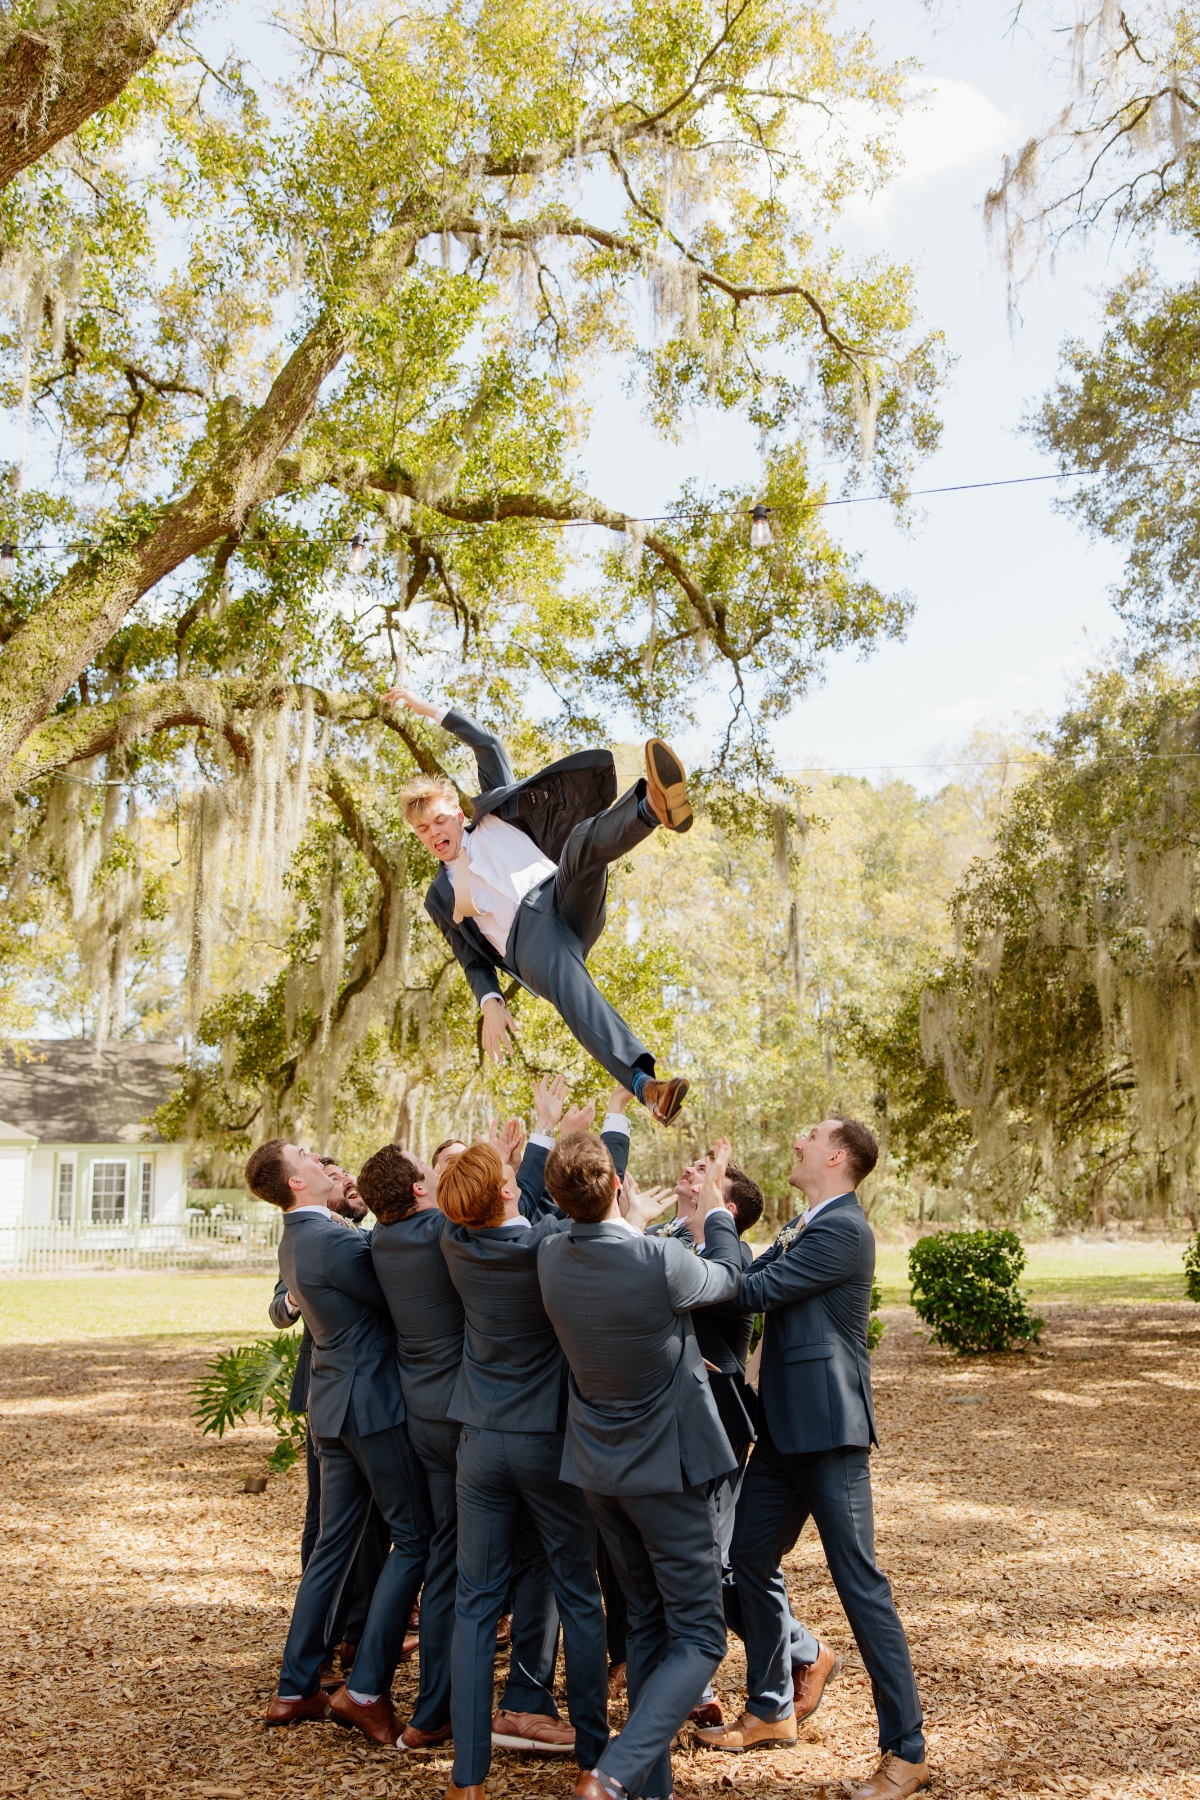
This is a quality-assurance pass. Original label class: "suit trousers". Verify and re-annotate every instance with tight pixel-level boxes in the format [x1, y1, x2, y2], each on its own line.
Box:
[730, 1435, 925, 1762]
[406, 1414, 562, 1730]
[507, 785, 656, 1090]
[299, 1423, 391, 1653]
[278, 1413, 431, 1700]
[586, 1485, 727, 1800]
[451, 1426, 609, 1786]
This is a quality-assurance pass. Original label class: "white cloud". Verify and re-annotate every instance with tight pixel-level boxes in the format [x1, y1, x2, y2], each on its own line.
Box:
[888, 78, 1016, 189]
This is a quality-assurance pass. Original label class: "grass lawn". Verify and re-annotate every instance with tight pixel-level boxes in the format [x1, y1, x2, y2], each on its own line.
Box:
[875, 1235, 1191, 1306]
[0, 1269, 283, 1343]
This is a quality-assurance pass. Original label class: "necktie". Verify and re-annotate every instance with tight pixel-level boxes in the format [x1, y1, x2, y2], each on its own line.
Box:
[452, 847, 479, 923]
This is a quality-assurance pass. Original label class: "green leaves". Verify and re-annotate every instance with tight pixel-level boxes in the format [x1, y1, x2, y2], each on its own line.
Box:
[190, 1332, 307, 1473]
[908, 1229, 1043, 1356]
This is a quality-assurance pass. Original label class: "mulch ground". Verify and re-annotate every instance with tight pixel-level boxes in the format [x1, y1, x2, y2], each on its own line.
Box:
[0, 1304, 1197, 1800]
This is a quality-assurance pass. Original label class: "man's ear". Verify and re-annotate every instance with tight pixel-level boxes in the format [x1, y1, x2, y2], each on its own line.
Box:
[286, 1171, 306, 1192]
[413, 1179, 428, 1199]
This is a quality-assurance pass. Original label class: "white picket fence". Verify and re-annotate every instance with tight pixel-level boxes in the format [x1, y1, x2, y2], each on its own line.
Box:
[0, 1208, 283, 1274]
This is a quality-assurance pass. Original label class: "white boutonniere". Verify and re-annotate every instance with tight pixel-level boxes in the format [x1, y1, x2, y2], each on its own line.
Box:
[773, 1217, 804, 1253]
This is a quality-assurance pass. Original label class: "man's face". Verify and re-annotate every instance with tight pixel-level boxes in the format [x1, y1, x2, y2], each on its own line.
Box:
[412, 803, 466, 863]
[433, 1140, 467, 1178]
[788, 1120, 843, 1190]
[677, 1152, 733, 1211]
[282, 1145, 336, 1205]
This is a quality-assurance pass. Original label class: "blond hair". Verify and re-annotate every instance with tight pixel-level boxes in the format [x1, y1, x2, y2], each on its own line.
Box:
[437, 1142, 507, 1228]
[400, 774, 460, 825]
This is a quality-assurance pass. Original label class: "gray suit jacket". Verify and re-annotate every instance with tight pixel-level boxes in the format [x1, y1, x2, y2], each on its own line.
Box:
[276, 1209, 405, 1440]
[440, 1213, 569, 1432]
[739, 1192, 878, 1456]
[270, 1276, 312, 1413]
[423, 708, 617, 1008]
[370, 1208, 465, 1422]
[537, 1209, 743, 1496]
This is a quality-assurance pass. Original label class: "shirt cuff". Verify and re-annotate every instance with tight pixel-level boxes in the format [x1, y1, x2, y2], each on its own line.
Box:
[601, 1114, 631, 1137]
[433, 705, 449, 725]
[479, 992, 503, 1009]
[529, 1131, 555, 1150]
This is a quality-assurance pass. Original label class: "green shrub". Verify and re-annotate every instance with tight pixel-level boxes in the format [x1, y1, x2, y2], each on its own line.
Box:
[867, 1275, 885, 1353]
[1185, 1231, 1200, 1303]
[908, 1228, 1044, 1355]
[191, 1332, 306, 1472]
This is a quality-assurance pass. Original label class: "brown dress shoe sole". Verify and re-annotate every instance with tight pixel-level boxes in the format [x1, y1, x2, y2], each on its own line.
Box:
[653, 1077, 689, 1125]
[646, 740, 694, 833]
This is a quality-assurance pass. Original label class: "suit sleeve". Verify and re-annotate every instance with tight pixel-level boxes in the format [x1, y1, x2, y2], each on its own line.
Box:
[662, 1210, 743, 1312]
[739, 1215, 861, 1311]
[518, 1140, 565, 1222]
[602, 1126, 630, 1182]
[269, 1276, 300, 1330]
[321, 1226, 391, 1312]
[440, 707, 516, 795]
[425, 892, 504, 1009]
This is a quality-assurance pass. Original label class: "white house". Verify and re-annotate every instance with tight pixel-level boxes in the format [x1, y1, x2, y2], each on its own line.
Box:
[0, 1040, 186, 1232]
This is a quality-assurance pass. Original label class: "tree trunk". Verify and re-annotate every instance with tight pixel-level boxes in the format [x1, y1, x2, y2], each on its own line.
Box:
[0, 0, 188, 193]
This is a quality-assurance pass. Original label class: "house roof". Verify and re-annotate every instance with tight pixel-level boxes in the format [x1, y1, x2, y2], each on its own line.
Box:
[0, 1041, 182, 1144]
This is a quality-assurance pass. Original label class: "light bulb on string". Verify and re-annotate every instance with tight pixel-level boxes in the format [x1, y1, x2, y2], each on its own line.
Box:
[749, 505, 772, 550]
[347, 532, 368, 575]
[0, 544, 16, 583]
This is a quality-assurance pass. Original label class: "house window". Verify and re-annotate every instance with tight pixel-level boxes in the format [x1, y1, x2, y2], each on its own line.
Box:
[139, 1158, 154, 1223]
[56, 1159, 76, 1224]
[90, 1160, 128, 1224]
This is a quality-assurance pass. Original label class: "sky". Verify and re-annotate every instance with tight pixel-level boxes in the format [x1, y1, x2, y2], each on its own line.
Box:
[579, 1, 1142, 787]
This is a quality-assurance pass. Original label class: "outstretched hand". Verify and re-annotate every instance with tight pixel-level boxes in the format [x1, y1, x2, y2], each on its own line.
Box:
[383, 685, 441, 719]
[533, 1074, 569, 1134]
[692, 1137, 733, 1245]
[560, 1096, 597, 1136]
[620, 1174, 674, 1232]
[493, 1116, 527, 1171]
[481, 998, 518, 1063]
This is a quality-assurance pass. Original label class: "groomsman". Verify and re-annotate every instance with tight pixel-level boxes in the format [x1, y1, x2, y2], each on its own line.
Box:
[247, 1140, 431, 1747]
[537, 1133, 743, 1800]
[698, 1116, 928, 1800]
[438, 1138, 615, 1799]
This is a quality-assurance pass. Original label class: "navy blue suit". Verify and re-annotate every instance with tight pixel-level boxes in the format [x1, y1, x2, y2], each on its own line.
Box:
[441, 1208, 610, 1787]
[275, 1208, 431, 1701]
[732, 1194, 924, 1762]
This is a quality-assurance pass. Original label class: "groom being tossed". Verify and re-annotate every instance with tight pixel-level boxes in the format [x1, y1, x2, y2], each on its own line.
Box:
[388, 686, 692, 1125]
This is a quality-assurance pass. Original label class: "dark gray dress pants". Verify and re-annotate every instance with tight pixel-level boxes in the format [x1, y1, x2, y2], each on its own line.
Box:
[507, 785, 657, 1090]
[586, 1484, 727, 1800]
[406, 1414, 561, 1730]
[451, 1426, 609, 1787]
[278, 1412, 431, 1700]
[730, 1434, 925, 1762]
[298, 1423, 389, 1654]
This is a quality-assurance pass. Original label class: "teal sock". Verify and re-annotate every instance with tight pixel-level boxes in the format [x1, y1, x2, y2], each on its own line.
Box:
[631, 1069, 651, 1103]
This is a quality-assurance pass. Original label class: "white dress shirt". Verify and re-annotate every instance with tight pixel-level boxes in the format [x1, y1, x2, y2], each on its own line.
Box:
[451, 813, 557, 962]
[802, 1190, 854, 1226]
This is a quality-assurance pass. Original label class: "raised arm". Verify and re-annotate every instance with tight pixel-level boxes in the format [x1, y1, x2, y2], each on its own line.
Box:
[320, 1224, 392, 1313]
[739, 1213, 862, 1311]
[383, 684, 515, 793]
[662, 1209, 743, 1313]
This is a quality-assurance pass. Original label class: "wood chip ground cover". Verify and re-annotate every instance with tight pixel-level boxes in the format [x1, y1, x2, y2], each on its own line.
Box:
[0, 1304, 1196, 1800]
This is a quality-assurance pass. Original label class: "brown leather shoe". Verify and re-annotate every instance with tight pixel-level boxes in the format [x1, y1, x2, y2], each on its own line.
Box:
[642, 1075, 689, 1126]
[336, 1639, 357, 1673]
[446, 1786, 487, 1800]
[400, 1630, 420, 1660]
[318, 1660, 341, 1692]
[850, 1753, 930, 1798]
[689, 1701, 723, 1729]
[328, 1684, 402, 1746]
[266, 1691, 330, 1726]
[607, 1661, 626, 1696]
[694, 1709, 798, 1752]
[793, 1640, 843, 1721]
[496, 1613, 512, 1650]
[574, 1779, 623, 1800]
[491, 1708, 575, 1752]
[644, 740, 693, 833]
[402, 1719, 453, 1749]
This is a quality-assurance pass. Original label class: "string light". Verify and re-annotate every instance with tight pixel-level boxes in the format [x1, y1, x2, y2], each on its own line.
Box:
[0, 544, 14, 582]
[347, 532, 368, 574]
[749, 504, 772, 549]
